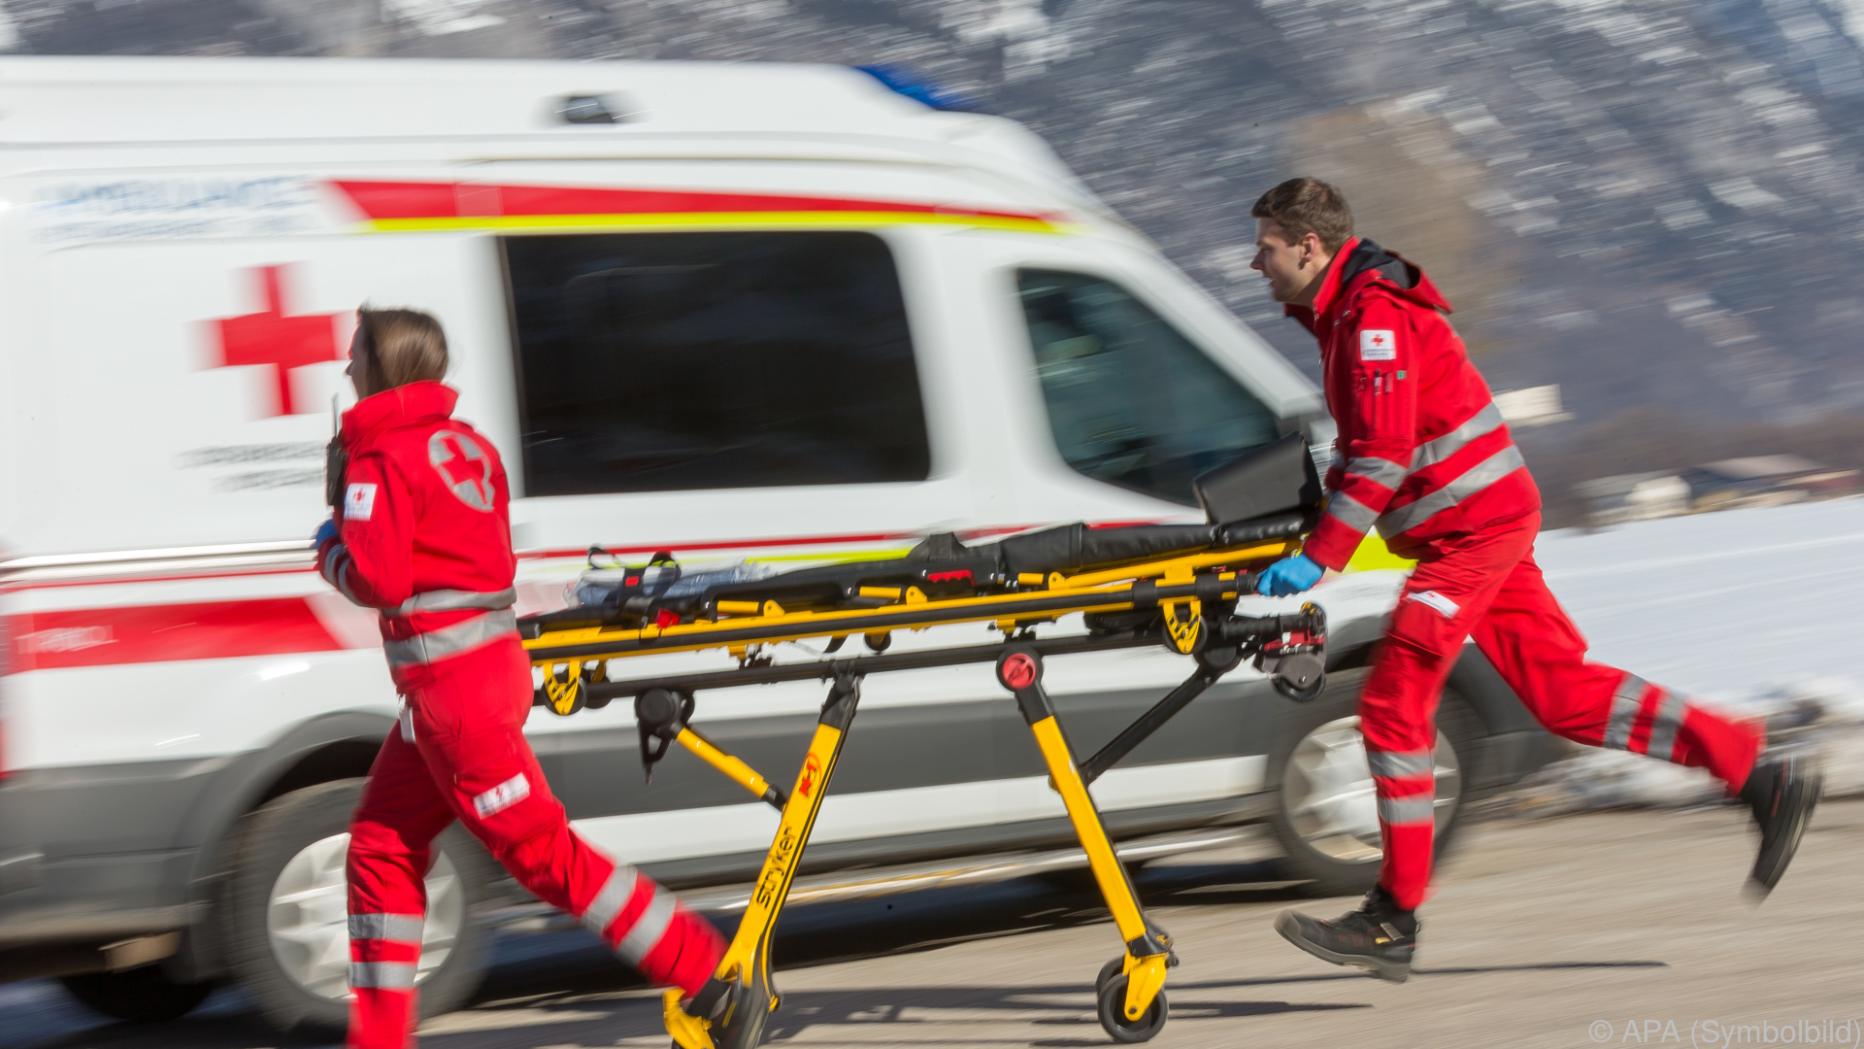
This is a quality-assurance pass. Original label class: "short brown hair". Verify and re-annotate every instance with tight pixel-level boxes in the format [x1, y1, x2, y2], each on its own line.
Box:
[1251, 177, 1354, 253]
[354, 307, 448, 393]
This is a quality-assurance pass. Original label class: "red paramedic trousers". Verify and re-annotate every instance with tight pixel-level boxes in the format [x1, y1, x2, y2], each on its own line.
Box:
[344, 637, 723, 1048]
[1359, 513, 1764, 911]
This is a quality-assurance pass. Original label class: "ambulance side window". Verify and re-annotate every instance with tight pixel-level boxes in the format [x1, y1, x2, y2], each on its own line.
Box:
[503, 232, 931, 496]
[1017, 270, 1281, 505]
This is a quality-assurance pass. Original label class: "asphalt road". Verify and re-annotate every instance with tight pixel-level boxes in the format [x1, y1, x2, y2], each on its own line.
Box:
[9, 800, 1860, 1049]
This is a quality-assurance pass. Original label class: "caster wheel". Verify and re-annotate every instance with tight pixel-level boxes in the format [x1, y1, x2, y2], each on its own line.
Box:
[1095, 957, 1124, 997]
[1096, 973, 1167, 1043]
[1273, 666, 1326, 702]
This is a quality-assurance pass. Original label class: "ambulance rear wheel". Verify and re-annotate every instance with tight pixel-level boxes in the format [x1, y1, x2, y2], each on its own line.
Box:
[1095, 973, 1167, 1043]
[221, 779, 497, 1036]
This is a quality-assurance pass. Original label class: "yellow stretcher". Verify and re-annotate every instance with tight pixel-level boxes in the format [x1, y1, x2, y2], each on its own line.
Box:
[521, 521, 1331, 1046]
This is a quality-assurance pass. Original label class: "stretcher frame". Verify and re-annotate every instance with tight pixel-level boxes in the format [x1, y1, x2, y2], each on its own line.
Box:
[521, 536, 1328, 1047]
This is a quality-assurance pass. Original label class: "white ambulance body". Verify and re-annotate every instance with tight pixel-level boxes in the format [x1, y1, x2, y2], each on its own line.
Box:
[0, 56, 1550, 1031]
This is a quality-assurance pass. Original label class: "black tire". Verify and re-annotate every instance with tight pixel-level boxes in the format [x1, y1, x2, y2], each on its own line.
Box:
[1266, 667, 1480, 897]
[221, 779, 496, 1036]
[58, 965, 216, 1024]
[1095, 956, 1124, 996]
[1095, 973, 1167, 1043]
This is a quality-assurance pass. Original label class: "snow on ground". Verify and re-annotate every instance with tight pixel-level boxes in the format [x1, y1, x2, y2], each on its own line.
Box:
[1475, 496, 1864, 812]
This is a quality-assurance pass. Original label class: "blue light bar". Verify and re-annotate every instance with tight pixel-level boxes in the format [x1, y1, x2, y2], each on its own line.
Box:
[854, 64, 985, 113]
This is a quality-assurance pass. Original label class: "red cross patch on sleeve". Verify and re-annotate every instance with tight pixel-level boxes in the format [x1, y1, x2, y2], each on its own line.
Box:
[344, 482, 378, 521]
[1359, 329, 1397, 361]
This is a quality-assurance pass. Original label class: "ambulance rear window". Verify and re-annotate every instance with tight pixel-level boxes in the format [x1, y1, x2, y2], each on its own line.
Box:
[1017, 270, 1282, 506]
[504, 231, 931, 495]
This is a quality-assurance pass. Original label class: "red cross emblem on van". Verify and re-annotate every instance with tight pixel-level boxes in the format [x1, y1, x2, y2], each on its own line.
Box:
[207, 265, 346, 417]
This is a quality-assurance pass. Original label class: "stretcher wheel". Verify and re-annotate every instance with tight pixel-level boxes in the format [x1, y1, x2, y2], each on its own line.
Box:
[1096, 972, 1167, 1043]
[1271, 658, 1326, 702]
[1095, 956, 1125, 996]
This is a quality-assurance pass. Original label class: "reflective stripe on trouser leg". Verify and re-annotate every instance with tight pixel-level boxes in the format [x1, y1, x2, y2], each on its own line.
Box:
[1379, 794, 1434, 825]
[349, 961, 418, 990]
[351, 913, 424, 944]
[1605, 677, 1753, 783]
[1378, 787, 1436, 912]
[349, 914, 422, 993]
[1604, 676, 1690, 762]
[347, 920, 422, 1049]
[579, 864, 639, 939]
[1602, 673, 1646, 751]
[1642, 690, 1689, 763]
[576, 862, 721, 997]
[579, 864, 676, 967]
[1367, 749, 1433, 780]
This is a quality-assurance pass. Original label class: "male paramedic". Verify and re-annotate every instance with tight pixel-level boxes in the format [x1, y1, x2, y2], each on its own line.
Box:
[1246, 177, 1820, 982]
[313, 308, 738, 1048]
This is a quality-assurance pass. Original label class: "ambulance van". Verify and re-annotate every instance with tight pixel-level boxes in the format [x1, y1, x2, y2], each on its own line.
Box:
[0, 56, 1556, 1032]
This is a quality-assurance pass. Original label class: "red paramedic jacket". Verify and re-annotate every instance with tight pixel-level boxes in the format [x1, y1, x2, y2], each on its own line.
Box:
[1286, 237, 1541, 571]
[313, 381, 518, 687]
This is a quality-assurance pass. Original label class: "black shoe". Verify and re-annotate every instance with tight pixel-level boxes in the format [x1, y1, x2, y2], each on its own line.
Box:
[1274, 886, 1418, 983]
[1739, 752, 1821, 898]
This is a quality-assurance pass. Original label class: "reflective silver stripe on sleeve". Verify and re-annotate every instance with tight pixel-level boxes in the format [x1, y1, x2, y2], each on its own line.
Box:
[1368, 750, 1434, 779]
[349, 914, 424, 943]
[382, 609, 518, 668]
[616, 889, 678, 965]
[323, 547, 365, 605]
[349, 961, 418, 990]
[580, 865, 639, 938]
[1343, 456, 1408, 490]
[321, 545, 350, 586]
[334, 560, 366, 607]
[1645, 690, 1688, 762]
[1378, 794, 1435, 826]
[1324, 490, 1381, 534]
[1379, 444, 1527, 538]
[1603, 674, 1646, 751]
[1409, 402, 1506, 472]
[390, 588, 517, 616]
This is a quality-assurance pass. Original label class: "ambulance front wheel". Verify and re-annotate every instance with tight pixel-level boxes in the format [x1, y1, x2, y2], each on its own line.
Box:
[1095, 972, 1167, 1043]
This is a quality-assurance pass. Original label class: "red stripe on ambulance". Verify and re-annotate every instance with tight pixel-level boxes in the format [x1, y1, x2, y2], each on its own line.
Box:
[7, 598, 346, 672]
[329, 180, 1060, 225]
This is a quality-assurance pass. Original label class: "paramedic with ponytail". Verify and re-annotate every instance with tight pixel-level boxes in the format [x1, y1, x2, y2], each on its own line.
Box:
[314, 308, 730, 1049]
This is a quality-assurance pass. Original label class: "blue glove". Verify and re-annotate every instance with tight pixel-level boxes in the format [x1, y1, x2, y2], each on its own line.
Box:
[1256, 553, 1324, 596]
[313, 519, 339, 549]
